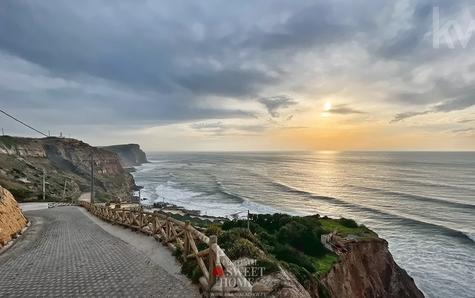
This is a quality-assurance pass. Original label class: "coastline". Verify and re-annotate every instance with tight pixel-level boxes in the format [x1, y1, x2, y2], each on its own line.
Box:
[131, 152, 475, 298]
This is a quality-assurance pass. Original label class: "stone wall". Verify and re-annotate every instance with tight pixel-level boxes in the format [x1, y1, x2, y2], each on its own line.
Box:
[0, 186, 28, 247]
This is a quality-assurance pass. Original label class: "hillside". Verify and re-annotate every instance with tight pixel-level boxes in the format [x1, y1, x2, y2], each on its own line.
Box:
[0, 136, 134, 202]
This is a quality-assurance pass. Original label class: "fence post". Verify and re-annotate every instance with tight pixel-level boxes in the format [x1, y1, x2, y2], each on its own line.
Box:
[183, 221, 190, 259]
[208, 235, 217, 291]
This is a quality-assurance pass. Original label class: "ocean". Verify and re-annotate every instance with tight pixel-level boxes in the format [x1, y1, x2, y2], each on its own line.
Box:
[132, 151, 475, 298]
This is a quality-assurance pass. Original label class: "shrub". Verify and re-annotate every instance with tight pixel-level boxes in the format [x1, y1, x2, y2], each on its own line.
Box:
[181, 259, 202, 284]
[339, 217, 358, 228]
[173, 247, 183, 261]
[227, 238, 263, 260]
[284, 262, 312, 286]
[219, 228, 263, 252]
[205, 224, 223, 237]
[255, 257, 280, 275]
[256, 230, 277, 253]
[9, 188, 33, 199]
[277, 220, 327, 257]
[249, 213, 292, 233]
[273, 244, 315, 273]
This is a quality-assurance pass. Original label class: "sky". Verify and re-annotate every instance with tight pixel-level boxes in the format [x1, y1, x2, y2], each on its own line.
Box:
[0, 0, 474, 151]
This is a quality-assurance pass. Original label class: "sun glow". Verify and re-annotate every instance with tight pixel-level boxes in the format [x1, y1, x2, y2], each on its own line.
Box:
[323, 101, 332, 112]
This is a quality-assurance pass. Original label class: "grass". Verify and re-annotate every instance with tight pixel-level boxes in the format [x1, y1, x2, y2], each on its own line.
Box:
[313, 253, 338, 277]
[319, 218, 377, 237]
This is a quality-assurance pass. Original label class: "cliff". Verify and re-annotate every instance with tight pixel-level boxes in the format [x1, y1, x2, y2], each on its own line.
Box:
[0, 136, 134, 202]
[316, 234, 424, 298]
[101, 144, 148, 168]
[204, 213, 424, 298]
[0, 185, 28, 247]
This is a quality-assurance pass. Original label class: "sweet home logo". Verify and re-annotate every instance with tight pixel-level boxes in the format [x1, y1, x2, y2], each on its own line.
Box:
[210, 258, 270, 297]
[433, 6, 475, 49]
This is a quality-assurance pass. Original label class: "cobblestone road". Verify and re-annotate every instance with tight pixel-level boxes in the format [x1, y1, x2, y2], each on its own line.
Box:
[0, 207, 200, 297]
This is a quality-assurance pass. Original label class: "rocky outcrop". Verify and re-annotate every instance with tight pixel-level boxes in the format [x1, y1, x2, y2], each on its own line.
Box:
[0, 136, 135, 202]
[101, 144, 148, 168]
[255, 268, 311, 298]
[317, 234, 424, 298]
[0, 186, 28, 247]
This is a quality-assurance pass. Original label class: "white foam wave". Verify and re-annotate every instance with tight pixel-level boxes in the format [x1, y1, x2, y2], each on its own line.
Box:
[144, 183, 281, 218]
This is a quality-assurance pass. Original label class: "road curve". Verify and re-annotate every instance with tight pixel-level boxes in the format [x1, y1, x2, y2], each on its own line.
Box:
[0, 207, 200, 297]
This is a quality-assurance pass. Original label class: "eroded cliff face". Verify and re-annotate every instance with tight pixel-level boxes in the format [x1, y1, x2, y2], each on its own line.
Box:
[0, 186, 28, 247]
[0, 136, 134, 202]
[101, 144, 148, 168]
[317, 234, 424, 298]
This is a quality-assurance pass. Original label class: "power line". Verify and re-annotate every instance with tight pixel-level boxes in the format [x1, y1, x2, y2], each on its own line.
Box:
[0, 108, 48, 137]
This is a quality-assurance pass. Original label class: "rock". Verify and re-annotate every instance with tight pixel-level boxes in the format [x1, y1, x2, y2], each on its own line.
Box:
[0, 186, 28, 247]
[101, 144, 148, 168]
[318, 234, 424, 298]
[254, 267, 311, 298]
[0, 136, 135, 202]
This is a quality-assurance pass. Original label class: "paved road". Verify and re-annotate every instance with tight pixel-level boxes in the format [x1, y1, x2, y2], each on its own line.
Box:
[0, 207, 200, 297]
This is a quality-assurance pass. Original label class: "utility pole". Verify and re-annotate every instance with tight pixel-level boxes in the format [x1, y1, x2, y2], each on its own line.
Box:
[90, 153, 95, 204]
[1, 128, 4, 136]
[42, 169, 46, 201]
[62, 179, 68, 201]
[247, 210, 250, 232]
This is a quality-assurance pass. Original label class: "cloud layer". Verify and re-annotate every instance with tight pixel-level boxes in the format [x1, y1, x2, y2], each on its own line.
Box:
[0, 0, 474, 149]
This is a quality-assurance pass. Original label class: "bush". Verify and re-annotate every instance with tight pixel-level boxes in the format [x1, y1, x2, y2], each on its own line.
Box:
[181, 259, 202, 284]
[227, 238, 263, 260]
[173, 247, 183, 261]
[249, 213, 292, 233]
[205, 224, 223, 237]
[339, 217, 358, 228]
[273, 244, 315, 273]
[277, 220, 327, 257]
[219, 228, 263, 252]
[221, 219, 262, 233]
[9, 188, 33, 199]
[255, 257, 280, 275]
[284, 262, 312, 286]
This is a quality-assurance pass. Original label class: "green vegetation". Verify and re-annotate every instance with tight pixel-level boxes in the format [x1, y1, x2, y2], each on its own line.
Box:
[181, 257, 203, 283]
[314, 253, 338, 277]
[0, 136, 19, 148]
[7, 187, 33, 200]
[203, 213, 377, 286]
[320, 217, 377, 237]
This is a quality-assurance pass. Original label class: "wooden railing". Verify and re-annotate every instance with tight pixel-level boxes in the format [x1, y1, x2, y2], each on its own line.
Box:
[79, 201, 252, 296]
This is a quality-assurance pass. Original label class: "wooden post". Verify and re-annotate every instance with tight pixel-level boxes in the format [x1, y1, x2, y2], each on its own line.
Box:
[184, 221, 190, 258]
[208, 235, 217, 290]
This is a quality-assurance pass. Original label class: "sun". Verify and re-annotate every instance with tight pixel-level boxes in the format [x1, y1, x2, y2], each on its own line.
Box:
[323, 101, 332, 112]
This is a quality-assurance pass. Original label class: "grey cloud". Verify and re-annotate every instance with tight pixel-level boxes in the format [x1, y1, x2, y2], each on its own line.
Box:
[0, 0, 474, 135]
[451, 127, 475, 134]
[190, 122, 267, 135]
[391, 96, 475, 122]
[330, 104, 365, 115]
[433, 96, 475, 112]
[391, 110, 431, 123]
[175, 69, 276, 97]
[259, 96, 297, 118]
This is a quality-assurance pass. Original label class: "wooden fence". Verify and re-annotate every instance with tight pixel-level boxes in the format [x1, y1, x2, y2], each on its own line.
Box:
[79, 201, 252, 296]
